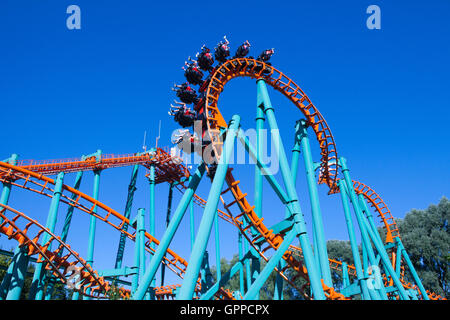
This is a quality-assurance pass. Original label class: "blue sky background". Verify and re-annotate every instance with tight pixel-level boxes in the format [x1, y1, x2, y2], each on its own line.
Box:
[0, 1, 449, 289]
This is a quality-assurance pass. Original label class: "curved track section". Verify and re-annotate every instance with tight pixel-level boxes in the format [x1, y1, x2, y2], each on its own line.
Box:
[204, 58, 339, 194]
[0, 203, 112, 298]
[0, 161, 234, 300]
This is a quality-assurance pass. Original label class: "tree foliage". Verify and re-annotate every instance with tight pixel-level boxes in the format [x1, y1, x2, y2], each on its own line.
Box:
[397, 196, 449, 298]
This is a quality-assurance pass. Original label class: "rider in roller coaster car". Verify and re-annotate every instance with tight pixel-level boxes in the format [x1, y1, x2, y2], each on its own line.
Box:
[257, 48, 275, 64]
[214, 36, 230, 64]
[233, 40, 251, 58]
[172, 83, 199, 105]
[183, 58, 204, 86]
[196, 45, 215, 71]
[169, 101, 196, 128]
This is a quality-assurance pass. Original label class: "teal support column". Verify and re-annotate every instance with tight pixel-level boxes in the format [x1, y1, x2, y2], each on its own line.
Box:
[0, 154, 18, 299]
[29, 171, 65, 300]
[148, 163, 156, 294]
[161, 183, 174, 287]
[214, 213, 221, 283]
[338, 179, 371, 300]
[396, 237, 429, 300]
[395, 241, 402, 277]
[177, 115, 240, 300]
[342, 262, 350, 288]
[115, 164, 139, 269]
[362, 240, 382, 300]
[257, 79, 325, 299]
[297, 119, 332, 287]
[244, 229, 297, 300]
[190, 193, 195, 250]
[132, 163, 206, 300]
[83, 168, 101, 300]
[358, 194, 388, 250]
[45, 170, 84, 300]
[254, 79, 265, 219]
[242, 220, 252, 292]
[252, 88, 265, 296]
[340, 158, 408, 300]
[6, 247, 29, 300]
[131, 215, 141, 294]
[273, 261, 284, 300]
[238, 231, 245, 295]
[138, 208, 146, 285]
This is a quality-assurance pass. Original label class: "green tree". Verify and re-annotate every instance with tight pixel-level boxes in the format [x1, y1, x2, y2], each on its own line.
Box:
[397, 196, 449, 298]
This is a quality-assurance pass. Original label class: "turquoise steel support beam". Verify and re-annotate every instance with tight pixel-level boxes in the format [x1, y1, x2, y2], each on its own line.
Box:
[190, 192, 195, 250]
[177, 115, 240, 300]
[161, 183, 174, 287]
[395, 240, 402, 278]
[45, 170, 84, 300]
[342, 262, 350, 288]
[242, 219, 253, 292]
[214, 212, 221, 283]
[29, 171, 65, 300]
[83, 168, 101, 300]
[138, 208, 146, 281]
[238, 130, 290, 205]
[115, 164, 139, 269]
[338, 179, 371, 300]
[297, 119, 332, 287]
[257, 79, 325, 299]
[148, 163, 156, 296]
[395, 237, 429, 300]
[131, 214, 141, 294]
[200, 258, 246, 300]
[251, 85, 265, 297]
[341, 178, 388, 299]
[238, 231, 245, 295]
[273, 261, 284, 300]
[0, 154, 18, 299]
[274, 122, 302, 300]
[132, 163, 206, 300]
[340, 157, 408, 300]
[244, 228, 297, 300]
[5, 247, 29, 300]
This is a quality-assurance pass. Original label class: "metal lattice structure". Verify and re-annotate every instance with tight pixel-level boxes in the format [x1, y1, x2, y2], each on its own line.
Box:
[0, 40, 444, 300]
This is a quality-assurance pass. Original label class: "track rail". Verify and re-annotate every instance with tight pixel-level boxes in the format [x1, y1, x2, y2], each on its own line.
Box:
[0, 203, 112, 298]
[0, 161, 234, 300]
[204, 58, 339, 194]
[4, 148, 188, 185]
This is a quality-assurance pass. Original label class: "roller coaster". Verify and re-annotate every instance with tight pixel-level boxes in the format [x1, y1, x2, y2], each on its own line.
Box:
[0, 38, 445, 301]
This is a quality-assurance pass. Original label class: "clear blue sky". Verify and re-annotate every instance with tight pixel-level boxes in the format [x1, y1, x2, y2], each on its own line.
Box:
[0, 1, 449, 288]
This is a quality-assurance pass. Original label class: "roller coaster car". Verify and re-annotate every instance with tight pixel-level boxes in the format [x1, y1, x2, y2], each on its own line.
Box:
[176, 108, 196, 128]
[257, 48, 275, 63]
[214, 36, 230, 64]
[233, 40, 251, 58]
[183, 59, 204, 85]
[172, 83, 199, 105]
[196, 45, 215, 71]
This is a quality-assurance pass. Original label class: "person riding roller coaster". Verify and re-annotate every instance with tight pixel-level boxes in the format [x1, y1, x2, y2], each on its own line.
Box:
[183, 58, 204, 85]
[214, 36, 230, 64]
[196, 45, 214, 71]
[172, 83, 199, 105]
[257, 48, 275, 63]
[169, 101, 196, 128]
[233, 40, 251, 58]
